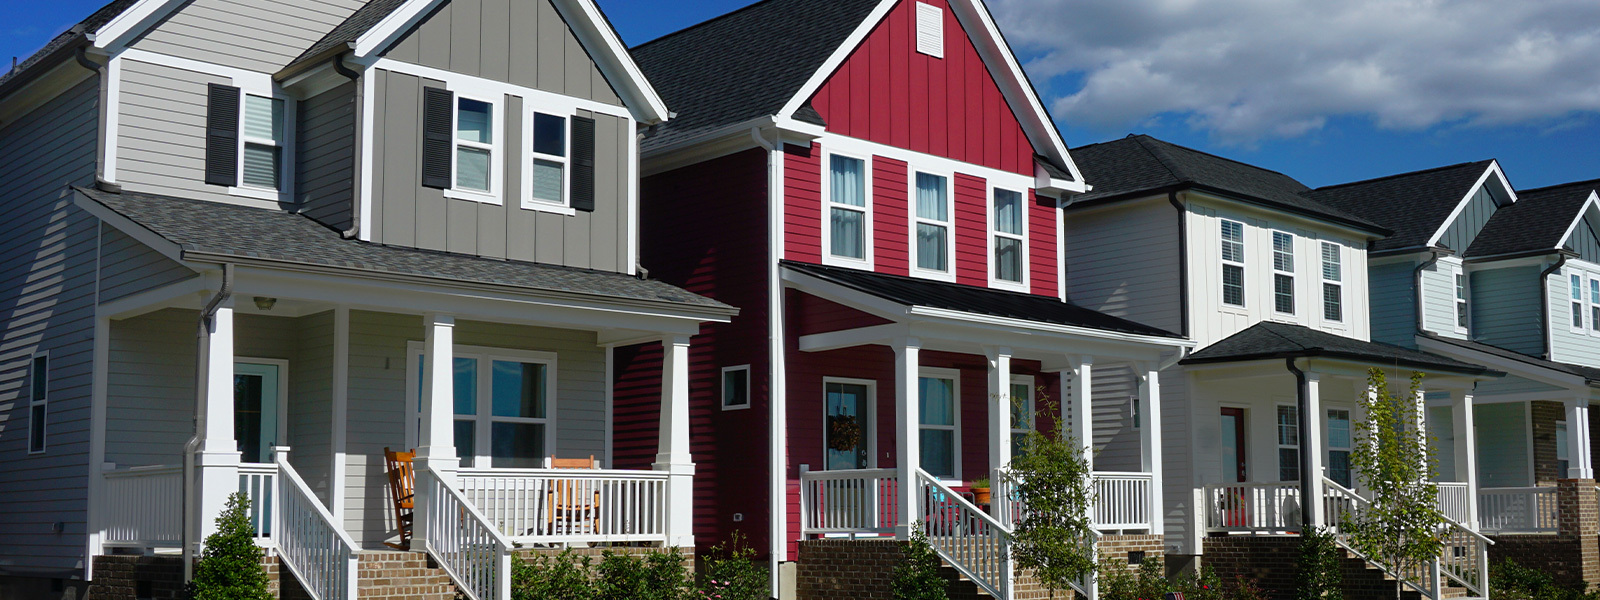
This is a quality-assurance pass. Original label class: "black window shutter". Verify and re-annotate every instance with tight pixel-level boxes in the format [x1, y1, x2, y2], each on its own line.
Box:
[571, 116, 596, 212]
[204, 83, 240, 186]
[421, 87, 455, 189]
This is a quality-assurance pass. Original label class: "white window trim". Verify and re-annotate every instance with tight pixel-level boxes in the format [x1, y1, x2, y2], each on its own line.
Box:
[228, 88, 296, 204]
[27, 351, 48, 455]
[822, 376, 878, 469]
[1320, 241, 1344, 325]
[909, 169, 957, 283]
[1276, 402, 1299, 483]
[404, 342, 559, 467]
[1570, 270, 1587, 334]
[988, 183, 1029, 292]
[1557, 420, 1571, 472]
[1454, 270, 1470, 335]
[1271, 230, 1297, 317]
[722, 364, 752, 411]
[1010, 374, 1036, 437]
[1588, 276, 1600, 338]
[442, 87, 506, 206]
[820, 148, 874, 269]
[919, 366, 962, 481]
[1220, 219, 1247, 309]
[519, 103, 582, 216]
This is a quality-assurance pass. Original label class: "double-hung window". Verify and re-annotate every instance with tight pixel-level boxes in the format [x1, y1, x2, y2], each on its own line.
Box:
[1557, 421, 1571, 476]
[913, 172, 952, 279]
[992, 188, 1026, 288]
[528, 112, 568, 207]
[1221, 220, 1246, 307]
[1009, 377, 1034, 459]
[1572, 273, 1586, 331]
[1590, 278, 1600, 335]
[204, 84, 290, 199]
[1272, 231, 1296, 315]
[1277, 404, 1299, 482]
[1455, 273, 1470, 332]
[1321, 242, 1343, 323]
[240, 95, 285, 191]
[1327, 409, 1352, 488]
[28, 353, 47, 454]
[454, 97, 496, 194]
[825, 153, 870, 265]
[918, 370, 959, 479]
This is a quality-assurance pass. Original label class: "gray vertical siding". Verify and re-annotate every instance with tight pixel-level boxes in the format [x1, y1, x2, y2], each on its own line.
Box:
[1566, 214, 1600, 263]
[1368, 261, 1418, 348]
[1438, 185, 1499, 254]
[1063, 198, 1184, 334]
[1470, 266, 1543, 356]
[297, 82, 358, 233]
[368, 69, 632, 271]
[0, 76, 100, 575]
[1475, 402, 1530, 488]
[96, 228, 195, 303]
[115, 58, 239, 205]
[130, 0, 366, 73]
[383, 0, 623, 107]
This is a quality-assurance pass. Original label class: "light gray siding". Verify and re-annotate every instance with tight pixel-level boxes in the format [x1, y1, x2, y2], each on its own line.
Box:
[1475, 402, 1530, 488]
[1063, 198, 1184, 335]
[1419, 260, 1463, 339]
[1089, 364, 1141, 472]
[1368, 261, 1418, 347]
[1548, 269, 1600, 368]
[289, 311, 336, 504]
[105, 309, 196, 467]
[1159, 369, 1191, 551]
[1567, 214, 1600, 263]
[297, 82, 358, 233]
[383, 0, 622, 107]
[0, 76, 101, 575]
[131, 0, 366, 73]
[1470, 266, 1543, 356]
[96, 228, 195, 304]
[115, 58, 239, 204]
[1438, 185, 1498, 254]
[1429, 406, 1455, 481]
[367, 69, 632, 271]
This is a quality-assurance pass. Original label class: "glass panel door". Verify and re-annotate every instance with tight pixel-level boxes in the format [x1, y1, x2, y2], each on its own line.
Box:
[235, 363, 281, 464]
[1220, 408, 1247, 482]
[824, 382, 871, 470]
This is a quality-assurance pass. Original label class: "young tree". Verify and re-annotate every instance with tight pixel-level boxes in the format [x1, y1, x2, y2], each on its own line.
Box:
[188, 492, 273, 600]
[892, 529, 950, 600]
[1007, 394, 1098, 597]
[1345, 369, 1443, 600]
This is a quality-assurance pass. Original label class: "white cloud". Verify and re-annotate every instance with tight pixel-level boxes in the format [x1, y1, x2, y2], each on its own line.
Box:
[990, 0, 1600, 143]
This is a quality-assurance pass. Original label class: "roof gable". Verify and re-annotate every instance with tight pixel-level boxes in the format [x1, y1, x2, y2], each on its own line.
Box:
[1307, 160, 1513, 253]
[1466, 179, 1600, 259]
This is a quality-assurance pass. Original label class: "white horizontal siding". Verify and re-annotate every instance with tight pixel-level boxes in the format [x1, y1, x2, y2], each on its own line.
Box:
[1062, 198, 1183, 334]
[1420, 258, 1464, 339]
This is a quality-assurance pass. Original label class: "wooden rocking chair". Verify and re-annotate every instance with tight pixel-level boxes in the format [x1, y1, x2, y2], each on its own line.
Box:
[547, 455, 601, 537]
[384, 447, 416, 550]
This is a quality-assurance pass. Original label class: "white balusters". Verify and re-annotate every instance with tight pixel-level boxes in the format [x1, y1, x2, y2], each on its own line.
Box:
[457, 468, 669, 544]
[916, 470, 1012, 599]
[798, 468, 899, 536]
[1091, 472, 1153, 531]
[238, 463, 278, 541]
[1478, 486, 1558, 533]
[1203, 482, 1303, 533]
[423, 467, 513, 600]
[274, 450, 358, 600]
[102, 466, 184, 549]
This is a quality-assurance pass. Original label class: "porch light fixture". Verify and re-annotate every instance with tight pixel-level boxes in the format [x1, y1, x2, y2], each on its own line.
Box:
[253, 297, 277, 311]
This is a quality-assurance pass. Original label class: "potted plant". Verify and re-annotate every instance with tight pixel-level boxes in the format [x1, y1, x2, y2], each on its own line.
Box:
[970, 477, 992, 505]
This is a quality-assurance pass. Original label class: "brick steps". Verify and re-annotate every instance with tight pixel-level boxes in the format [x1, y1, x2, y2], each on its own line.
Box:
[351, 551, 457, 600]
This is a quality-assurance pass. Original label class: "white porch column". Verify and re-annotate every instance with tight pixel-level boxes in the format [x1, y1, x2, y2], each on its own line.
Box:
[654, 335, 696, 548]
[1451, 389, 1480, 530]
[1068, 357, 1094, 472]
[413, 314, 457, 551]
[1138, 364, 1165, 535]
[987, 347, 1013, 483]
[1566, 400, 1594, 480]
[194, 301, 240, 544]
[1302, 371, 1325, 529]
[894, 338, 922, 539]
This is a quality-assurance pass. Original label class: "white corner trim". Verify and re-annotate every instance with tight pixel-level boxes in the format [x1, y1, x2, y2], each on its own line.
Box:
[1554, 191, 1600, 253]
[103, 55, 123, 184]
[358, 69, 376, 242]
[1425, 160, 1518, 249]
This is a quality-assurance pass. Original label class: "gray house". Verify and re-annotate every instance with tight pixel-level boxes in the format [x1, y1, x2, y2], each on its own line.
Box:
[0, 0, 734, 598]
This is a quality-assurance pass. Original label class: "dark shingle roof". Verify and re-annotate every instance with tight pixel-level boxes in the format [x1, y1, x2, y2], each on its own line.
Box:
[630, 0, 881, 152]
[76, 186, 735, 313]
[1067, 135, 1386, 234]
[0, 0, 137, 90]
[1304, 161, 1496, 253]
[781, 261, 1183, 339]
[1420, 334, 1600, 387]
[1466, 179, 1600, 259]
[1181, 321, 1495, 376]
[285, 0, 409, 71]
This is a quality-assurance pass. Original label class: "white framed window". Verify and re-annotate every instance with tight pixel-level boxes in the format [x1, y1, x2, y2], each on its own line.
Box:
[822, 150, 872, 268]
[1277, 404, 1299, 482]
[1129, 395, 1143, 430]
[1455, 273, 1470, 333]
[911, 171, 955, 282]
[406, 344, 557, 468]
[239, 94, 285, 192]
[1321, 242, 1343, 323]
[444, 92, 504, 205]
[1009, 375, 1035, 459]
[1327, 409, 1352, 488]
[28, 352, 47, 454]
[915, 1, 944, 58]
[1557, 420, 1570, 476]
[1221, 220, 1246, 307]
[824, 377, 877, 470]
[1589, 278, 1600, 336]
[990, 186, 1028, 290]
[1272, 231, 1296, 315]
[919, 367, 961, 480]
[722, 365, 751, 411]
[1571, 272, 1586, 333]
[523, 110, 570, 212]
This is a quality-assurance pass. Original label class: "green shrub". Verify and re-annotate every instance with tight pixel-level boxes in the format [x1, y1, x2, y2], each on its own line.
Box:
[1174, 564, 1226, 600]
[1294, 528, 1345, 600]
[1228, 575, 1271, 600]
[594, 550, 688, 600]
[512, 550, 595, 600]
[1491, 559, 1600, 600]
[692, 532, 768, 600]
[1098, 556, 1172, 600]
[891, 529, 949, 600]
[187, 493, 272, 600]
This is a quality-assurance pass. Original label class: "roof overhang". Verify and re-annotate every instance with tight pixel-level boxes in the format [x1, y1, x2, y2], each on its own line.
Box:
[1183, 355, 1490, 389]
[1417, 335, 1600, 393]
[1067, 184, 1391, 239]
[1181, 348, 1499, 380]
[90, 0, 183, 52]
[641, 114, 825, 177]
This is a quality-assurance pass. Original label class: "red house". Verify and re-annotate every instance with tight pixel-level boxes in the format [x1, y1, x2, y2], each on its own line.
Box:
[622, 0, 1192, 595]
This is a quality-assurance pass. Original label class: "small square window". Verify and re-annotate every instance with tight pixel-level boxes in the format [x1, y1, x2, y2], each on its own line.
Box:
[722, 366, 751, 410]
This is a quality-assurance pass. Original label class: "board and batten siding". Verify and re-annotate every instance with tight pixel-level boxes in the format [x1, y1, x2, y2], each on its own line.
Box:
[1566, 213, 1600, 263]
[1367, 261, 1418, 348]
[383, 0, 622, 107]
[130, 0, 366, 73]
[1420, 257, 1465, 339]
[114, 57, 242, 205]
[0, 75, 100, 576]
[1475, 402, 1531, 488]
[1548, 264, 1600, 369]
[96, 228, 195, 304]
[366, 69, 631, 270]
[1437, 185, 1501, 256]
[297, 81, 358, 233]
[1470, 266, 1543, 356]
[1062, 197, 1183, 335]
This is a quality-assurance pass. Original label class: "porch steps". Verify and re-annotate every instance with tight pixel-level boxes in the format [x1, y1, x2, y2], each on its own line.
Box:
[350, 551, 457, 600]
[1336, 548, 1472, 600]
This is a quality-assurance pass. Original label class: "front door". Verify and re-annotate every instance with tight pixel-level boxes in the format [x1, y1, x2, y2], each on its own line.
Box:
[235, 362, 283, 464]
[1220, 408, 1247, 482]
[824, 381, 872, 470]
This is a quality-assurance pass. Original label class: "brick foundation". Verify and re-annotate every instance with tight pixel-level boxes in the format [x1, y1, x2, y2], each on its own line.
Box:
[85, 554, 309, 600]
[1490, 479, 1600, 590]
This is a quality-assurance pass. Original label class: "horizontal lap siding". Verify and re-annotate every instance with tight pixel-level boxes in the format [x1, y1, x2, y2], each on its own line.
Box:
[1420, 259, 1463, 339]
[0, 76, 98, 576]
[106, 310, 197, 468]
[116, 58, 237, 204]
[807, 0, 1033, 176]
[1090, 364, 1140, 472]
[1029, 191, 1058, 297]
[344, 310, 419, 547]
[96, 228, 195, 304]
[132, 0, 365, 72]
[789, 293, 894, 337]
[953, 174, 986, 287]
[873, 157, 909, 276]
[1470, 266, 1543, 356]
[290, 312, 336, 505]
[1063, 199, 1183, 334]
[1548, 270, 1600, 368]
[1368, 261, 1418, 348]
[297, 82, 357, 233]
[785, 143, 822, 263]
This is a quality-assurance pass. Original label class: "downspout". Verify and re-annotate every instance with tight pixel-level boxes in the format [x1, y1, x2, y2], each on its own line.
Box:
[1413, 251, 1443, 335]
[751, 125, 788, 600]
[1539, 255, 1568, 360]
[183, 264, 234, 581]
[1286, 358, 1314, 532]
[330, 54, 363, 239]
[1168, 191, 1190, 337]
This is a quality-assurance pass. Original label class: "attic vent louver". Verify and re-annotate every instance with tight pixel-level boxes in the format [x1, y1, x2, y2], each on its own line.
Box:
[916, 2, 944, 58]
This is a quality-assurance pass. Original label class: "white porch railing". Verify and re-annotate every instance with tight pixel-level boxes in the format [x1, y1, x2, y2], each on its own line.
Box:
[1434, 482, 1470, 525]
[273, 450, 358, 600]
[1323, 478, 1492, 599]
[798, 468, 899, 536]
[1202, 482, 1303, 533]
[1479, 486, 1558, 533]
[457, 468, 668, 544]
[239, 463, 279, 542]
[424, 468, 513, 600]
[1092, 472, 1153, 531]
[103, 465, 184, 548]
[916, 469, 1012, 599]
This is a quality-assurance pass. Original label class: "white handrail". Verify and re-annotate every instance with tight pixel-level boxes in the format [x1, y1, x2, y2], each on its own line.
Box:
[1091, 473, 1153, 530]
[274, 450, 359, 600]
[798, 468, 899, 536]
[1203, 482, 1302, 533]
[916, 469, 1012, 599]
[1322, 477, 1491, 599]
[424, 467, 513, 600]
[458, 468, 668, 544]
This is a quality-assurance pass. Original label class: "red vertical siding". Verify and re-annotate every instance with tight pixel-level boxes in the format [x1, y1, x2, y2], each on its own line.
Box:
[953, 173, 987, 287]
[807, 0, 1035, 176]
[873, 157, 909, 276]
[1029, 190, 1058, 297]
[785, 143, 822, 263]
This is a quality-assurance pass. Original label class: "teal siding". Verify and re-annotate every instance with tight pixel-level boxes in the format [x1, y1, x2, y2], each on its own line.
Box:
[1470, 266, 1543, 356]
[1439, 185, 1499, 254]
[1476, 403, 1530, 488]
[1475, 374, 1562, 397]
[1369, 262, 1419, 347]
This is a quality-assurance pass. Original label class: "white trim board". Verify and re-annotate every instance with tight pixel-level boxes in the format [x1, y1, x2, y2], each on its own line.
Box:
[1424, 160, 1518, 249]
[1555, 191, 1600, 253]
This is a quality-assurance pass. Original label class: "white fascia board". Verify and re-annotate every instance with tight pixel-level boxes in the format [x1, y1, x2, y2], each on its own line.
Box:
[1554, 191, 1600, 252]
[91, 0, 183, 51]
[352, 0, 445, 57]
[641, 115, 820, 163]
[1425, 160, 1519, 249]
[774, 0, 897, 121]
[906, 306, 1193, 349]
[72, 190, 188, 265]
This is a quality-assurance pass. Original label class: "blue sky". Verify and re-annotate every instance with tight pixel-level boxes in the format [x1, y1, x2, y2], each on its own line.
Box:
[6, 0, 1597, 190]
